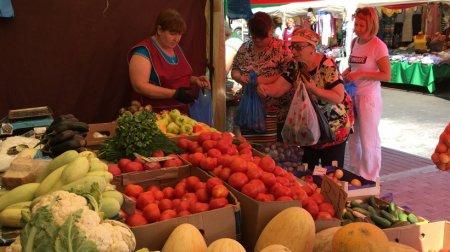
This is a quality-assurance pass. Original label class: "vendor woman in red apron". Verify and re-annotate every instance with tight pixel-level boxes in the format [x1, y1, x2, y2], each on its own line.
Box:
[128, 9, 210, 115]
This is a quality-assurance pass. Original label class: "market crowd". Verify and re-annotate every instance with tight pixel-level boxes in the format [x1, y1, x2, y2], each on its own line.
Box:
[129, 8, 392, 182]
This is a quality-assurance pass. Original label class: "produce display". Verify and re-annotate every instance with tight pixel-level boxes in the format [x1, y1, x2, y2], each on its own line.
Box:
[253, 142, 304, 172]
[123, 176, 233, 226]
[178, 132, 337, 220]
[431, 122, 450, 171]
[38, 114, 89, 157]
[155, 109, 217, 137]
[107, 154, 185, 175]
[342, 197, 420, 229]
[98, 110, 182, 162]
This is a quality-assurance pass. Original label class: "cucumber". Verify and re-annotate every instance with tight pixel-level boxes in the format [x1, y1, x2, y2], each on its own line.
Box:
[407, 213, 418, 223]
[380, 210, 398, 223]
[359, 203, 370, 210]
[370, 214, 392, 228]
[388, 202, 397, 214]
[343, 210, 355, 221]
[350, 200, 363, 208]
[368, 196, 379, 208]
[35, 165, 66, 197]
[353, 207, 371, 217]
[398, 211, 408, 221]
[367, 205, 378, 216]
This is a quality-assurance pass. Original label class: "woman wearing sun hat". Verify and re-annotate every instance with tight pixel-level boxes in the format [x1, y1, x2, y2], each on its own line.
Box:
[257, 27, 354, 171]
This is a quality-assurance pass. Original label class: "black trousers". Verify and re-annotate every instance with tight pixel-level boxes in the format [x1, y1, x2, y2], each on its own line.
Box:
[302, 140, 347, 171]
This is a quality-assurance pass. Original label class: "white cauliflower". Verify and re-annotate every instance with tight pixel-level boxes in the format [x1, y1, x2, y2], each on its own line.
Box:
[7, 190, 136, 252]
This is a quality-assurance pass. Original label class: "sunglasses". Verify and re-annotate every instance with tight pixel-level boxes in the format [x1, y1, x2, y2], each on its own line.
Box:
[289, 43, 310, 51]
[355, 8, 371, 16]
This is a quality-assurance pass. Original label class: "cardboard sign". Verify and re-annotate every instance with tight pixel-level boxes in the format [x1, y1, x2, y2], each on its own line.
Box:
[313, 166, 327, 176]
[321, 175, 347, 218]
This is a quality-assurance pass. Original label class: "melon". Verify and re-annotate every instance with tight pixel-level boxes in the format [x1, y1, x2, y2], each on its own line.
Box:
[206, 238, 246, 252]
[162, 223, 207, 252]
[331, 222, 389, 252]
[313, 226, 341, 252]
[260, 244, 292, 252]
[254, 207, 315, 252]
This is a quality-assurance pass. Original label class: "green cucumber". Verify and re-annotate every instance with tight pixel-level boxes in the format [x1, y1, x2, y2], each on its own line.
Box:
[370, 214, 392, 228]
[380, 210, 398, 223]
[398, 211, 408, 222]
[407, 213, 418, 223]
[368, 196, 379, 208]
[359, 203, 370, 210]
[367, 205, 378, 216]
[343, 210, 355, 221]
[388, 202, 397, 214]
[350, 200, 363, 208]
[353, 207, 371, 217]
[391, 220, 411, 228]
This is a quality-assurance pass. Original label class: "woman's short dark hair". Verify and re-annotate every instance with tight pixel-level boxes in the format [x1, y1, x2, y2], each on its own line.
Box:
[153, 9, 186, 35]
[248, 12, 273, 39]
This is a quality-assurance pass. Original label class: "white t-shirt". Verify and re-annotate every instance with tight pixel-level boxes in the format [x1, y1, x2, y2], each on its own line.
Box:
[349, 36, 389, 95]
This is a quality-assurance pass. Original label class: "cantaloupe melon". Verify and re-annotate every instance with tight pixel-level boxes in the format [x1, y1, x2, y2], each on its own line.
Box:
[313, 226, 341, 252]
[254, 207, 315, 252]
[332, 222, 389, 252]
[162, 223, 207, 252]
[206, 238, 246, 252]
[260, 244, 292, 252]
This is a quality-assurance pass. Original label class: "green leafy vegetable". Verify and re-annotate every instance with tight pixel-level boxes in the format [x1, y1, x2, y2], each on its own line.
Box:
[54, 209, 97, 252]
[98, 111, 182, 162]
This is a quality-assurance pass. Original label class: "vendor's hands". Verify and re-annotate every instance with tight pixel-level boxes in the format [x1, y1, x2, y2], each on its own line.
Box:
[173, 87, 195, 104]
[195, 75, 211, 89]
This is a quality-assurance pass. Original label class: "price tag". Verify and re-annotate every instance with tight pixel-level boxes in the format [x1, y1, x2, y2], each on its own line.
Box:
[313, 165, 327, 176]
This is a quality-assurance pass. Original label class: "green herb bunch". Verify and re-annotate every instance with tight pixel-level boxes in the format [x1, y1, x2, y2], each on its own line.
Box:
[98, 111, 182, 162]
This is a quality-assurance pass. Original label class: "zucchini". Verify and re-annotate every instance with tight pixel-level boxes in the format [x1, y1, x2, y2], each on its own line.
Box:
[0, 183, 40, 212]
[398, 211, 408, 222]
[368, 196, 379, 208]
[370, 214, 392, 228]
[42, 150, 79, 178]
[0, 207, 25, 227]
[60, 156, 90, 185]
[35, 165, 66, 197]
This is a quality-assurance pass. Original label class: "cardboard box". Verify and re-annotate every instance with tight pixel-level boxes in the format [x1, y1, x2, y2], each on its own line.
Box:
[121, 166, 240, 251]
[111, 156, 191, 191]
[225, 178, 340, 252]
[384, 221, 450, 251]
[86, 122, 116, 148]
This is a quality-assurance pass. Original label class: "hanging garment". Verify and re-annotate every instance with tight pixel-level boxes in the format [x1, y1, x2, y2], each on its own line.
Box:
[402, 8, 414, 42]
[0, 0, 14, 18]
[425, 3, 441, 37]
[227, 0, 253, 20]
[412, 13, 422, 36]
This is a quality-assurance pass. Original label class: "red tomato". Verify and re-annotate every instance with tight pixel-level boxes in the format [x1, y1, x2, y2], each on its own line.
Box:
[185, 176, 201, 192]
[197, 132, 212, 144]
[241, 183, 259, 198]
[107, 164, 121, 176]
[248, 179, 266, 194]
[273, 166, 287, 176]
[271, 184, 292, 199]
[206, 177, 223, 191]
[255, 193, 274, 202]
[228, 172, 249, 190]
[212, 165, 223, 176]
[160, 209, 177, 221]
[195, 188, 210, 203]
[146, 184, 160, 193]
[152, 150, 165, 157]
[175, 200, 190, 212]
[188, 141, 200, 154]
[276, 176, 291, 187]
[194, 181, 207, 191]
[200, 157, 217, 171]
[219, 167, 232, 181]
[291, 187, 308, 201]
[124, 161, 143, 173]
[246, 164, 263, 180]
[210, 132, 222, 141]
[188, 152, 206, 166]
[226, 145, 239, 156]
[153, 190, 165, 201]
[218, 155, 233, 167]
[209, 197, 228, 210]
[207, 148, 222, 158]
[142, 203, 160, 223]
[181, 193, 198, 204]
[177, 138, 191, 150]
[124, 184, 144, 198]
[215, 140, 231, 154]
[136, 191, 155, 210]
[211, 184, 229, 198]
[158, 199, 173, 212]
[303, 198, 319, 219]
[317, 211, 333, 220]
[260, 172, 277, 187]
[163, 159, 179, 168]
[238, 142, 252, 151]
[174, 184, 187, 199]
[301, 185, 314, 196]
[202, 140, 217, 152]
[310, 191, 325, 205]
[239, 148, 252, 155]
[143, 162, 161, 170]
[319, 202, 335, 216]
[259, 156, 276, 173]
[276, 196, 294, 201]
[230, 157, 248, 173]
[190, 202, 210, 213]
[162, 187, 175, 199]
[126, 213, 148, 227]
[172, 198, 181, 209]
[177, 210, 191, 217]
[118, 158, 132, 170]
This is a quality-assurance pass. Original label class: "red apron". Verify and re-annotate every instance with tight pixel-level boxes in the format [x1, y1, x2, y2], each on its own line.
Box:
[128, 38, 194, 114]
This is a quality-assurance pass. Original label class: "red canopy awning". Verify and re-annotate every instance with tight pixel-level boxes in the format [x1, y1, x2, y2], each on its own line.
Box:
[383, 2, 426, 9]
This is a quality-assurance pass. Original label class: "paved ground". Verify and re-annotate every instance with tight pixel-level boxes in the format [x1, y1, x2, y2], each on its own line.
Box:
[367, 84, 450, 222]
